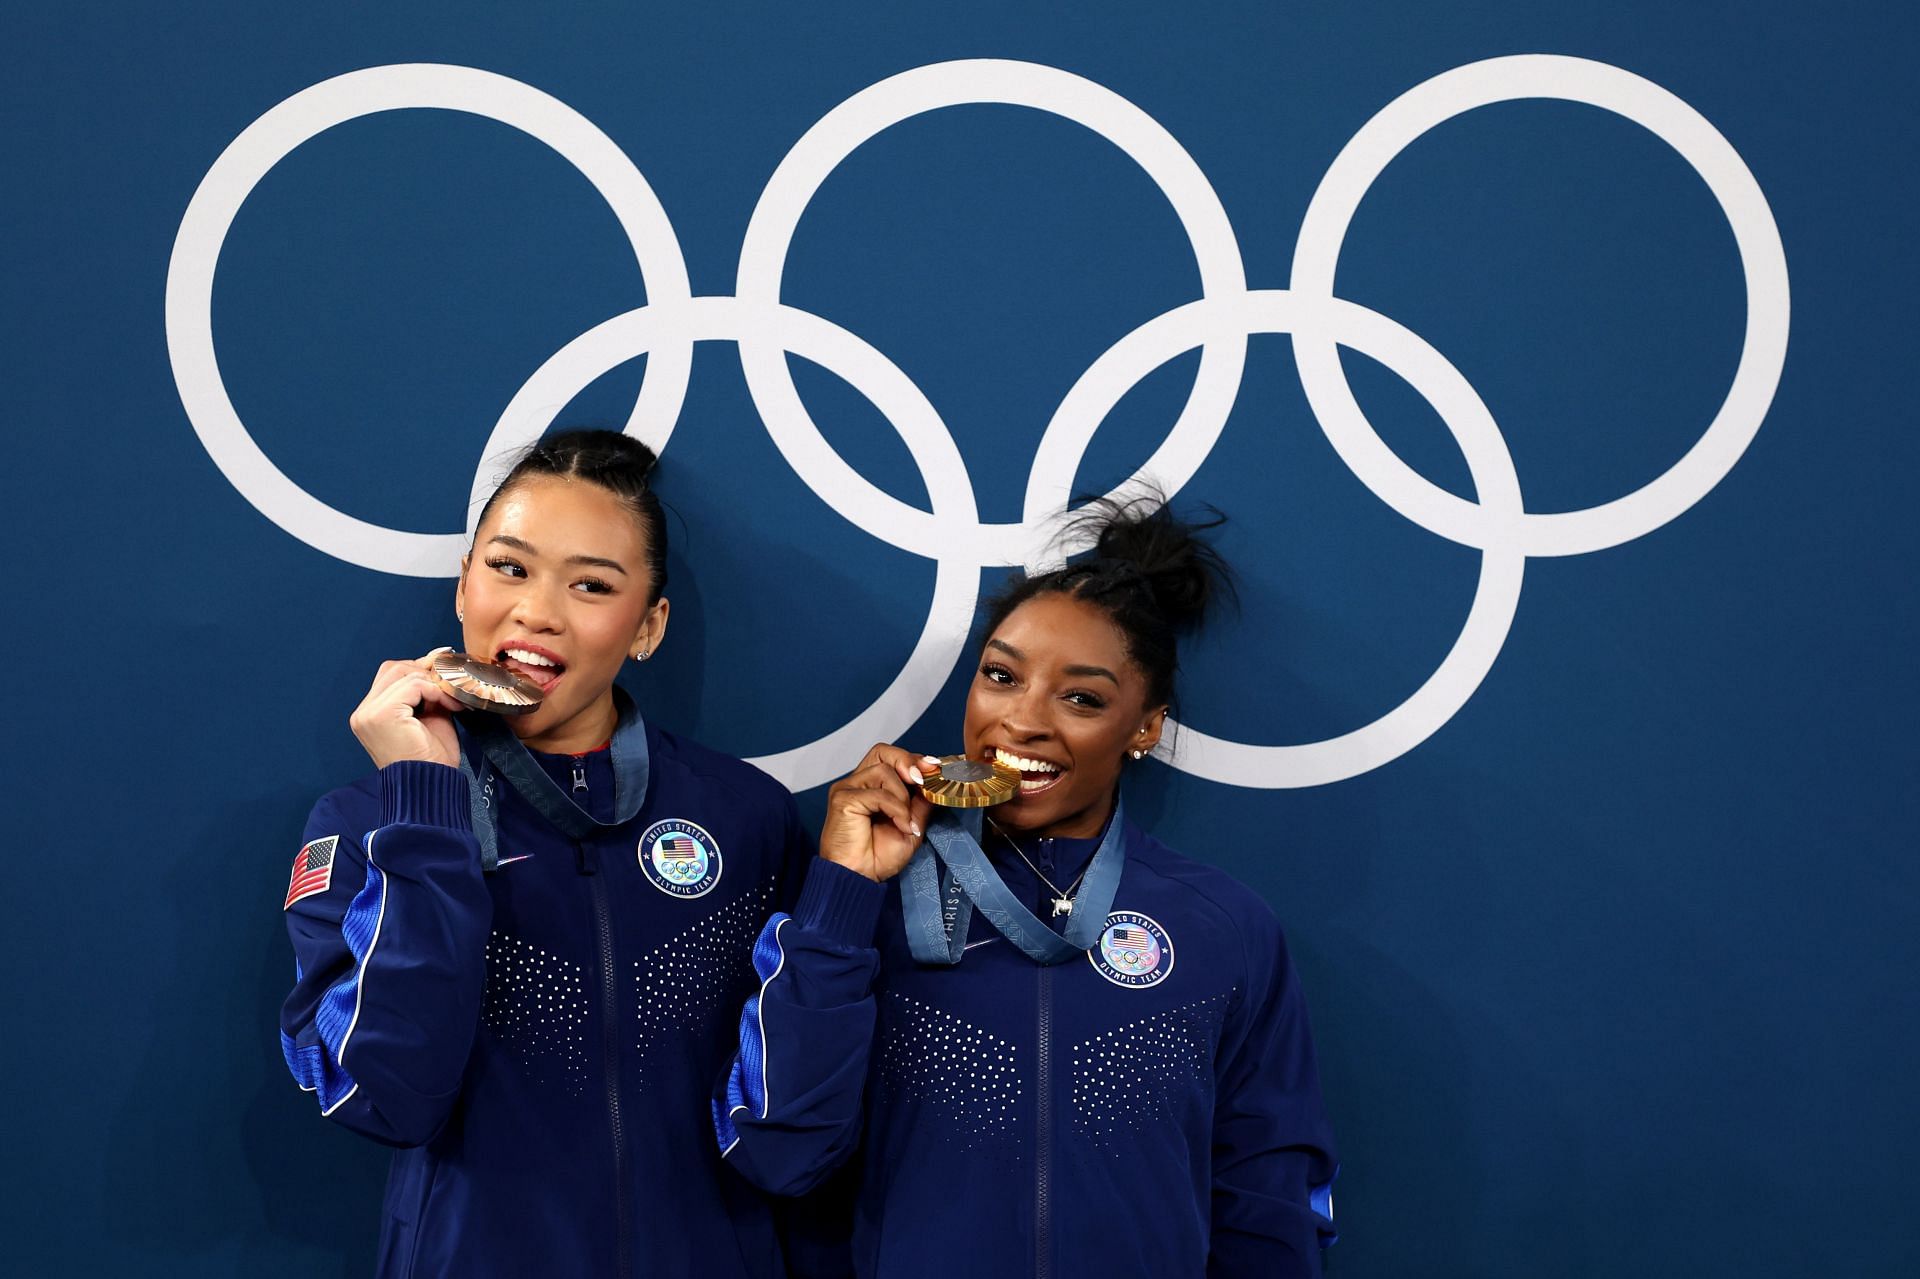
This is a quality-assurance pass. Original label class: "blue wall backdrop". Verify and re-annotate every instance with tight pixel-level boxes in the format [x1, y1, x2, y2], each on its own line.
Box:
[5, 1, 1916, 1275]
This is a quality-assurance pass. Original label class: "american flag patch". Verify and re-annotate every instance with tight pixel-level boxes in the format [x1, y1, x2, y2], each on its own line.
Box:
[284, 836, 339, 910]
[658, 836, 700, 861]
[1107, 926, 1153, 954]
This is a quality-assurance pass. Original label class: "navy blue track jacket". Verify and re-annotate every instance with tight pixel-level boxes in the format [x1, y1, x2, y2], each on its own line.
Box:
[279, 721, 811, 1278]
[715, 817, 1339, 1278]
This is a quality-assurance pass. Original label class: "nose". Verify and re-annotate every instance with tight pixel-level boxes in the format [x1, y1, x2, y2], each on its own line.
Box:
[509, 577, 566, 634]
[999, 685, 1053, 744]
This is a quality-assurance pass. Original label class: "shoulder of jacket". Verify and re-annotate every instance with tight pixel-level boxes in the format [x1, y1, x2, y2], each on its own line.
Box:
[1124, 828, 1286, 959]
[649, 728, 794, 813]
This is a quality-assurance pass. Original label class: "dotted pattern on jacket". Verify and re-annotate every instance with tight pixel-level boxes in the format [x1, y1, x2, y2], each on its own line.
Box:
[878, 991, 1024, 1155]
[1070, 991, 1231, 1146]
[483, 930, 590, 1095]
[632, 879, 775, 1085]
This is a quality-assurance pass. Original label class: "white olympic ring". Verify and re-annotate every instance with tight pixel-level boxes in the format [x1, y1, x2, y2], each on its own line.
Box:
[165, 64, 695, 578]
[165, 55, 1789, 792]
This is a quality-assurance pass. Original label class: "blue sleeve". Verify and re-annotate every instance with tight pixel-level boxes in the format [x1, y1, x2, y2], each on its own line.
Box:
[773, 790, 818, 916]
[277, 761, 492, 1148]
[713, 856, 885, 1196]
[1208, 907, 1340, 1278]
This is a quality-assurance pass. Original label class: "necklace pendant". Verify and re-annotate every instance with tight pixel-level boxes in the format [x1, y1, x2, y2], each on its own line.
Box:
[1052, 896, 1074, 918]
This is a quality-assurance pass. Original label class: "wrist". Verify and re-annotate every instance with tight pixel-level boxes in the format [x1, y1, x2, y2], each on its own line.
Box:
[820, 847, 878, 882]
[368, 750, 458, 771]
[379, 759, 472, 829]
[796, 858, 886, 946]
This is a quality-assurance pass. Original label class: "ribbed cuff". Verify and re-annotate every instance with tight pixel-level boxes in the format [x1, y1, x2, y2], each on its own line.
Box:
[379, 760, 472, 830]
[794, 858, 885, 948]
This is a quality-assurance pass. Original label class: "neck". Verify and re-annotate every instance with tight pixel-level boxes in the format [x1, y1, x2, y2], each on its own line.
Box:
[515, 692, 620, 755]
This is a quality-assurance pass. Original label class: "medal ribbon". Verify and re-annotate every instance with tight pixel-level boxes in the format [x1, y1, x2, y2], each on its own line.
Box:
[901, 799, 1127, 965]
[458, 687, 651, 869]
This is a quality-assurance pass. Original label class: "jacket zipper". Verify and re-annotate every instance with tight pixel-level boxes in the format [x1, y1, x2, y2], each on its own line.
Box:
[580, 838, 634, 1279]
[572, 759, 589, 792]
[1036, 962, 1054, 1279]
[1033, 837, 1063, 1279]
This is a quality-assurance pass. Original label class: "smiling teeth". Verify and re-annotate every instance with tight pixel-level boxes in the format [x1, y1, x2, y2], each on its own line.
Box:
[502, 647, 557, 667]
[994, 748, 1060, 773]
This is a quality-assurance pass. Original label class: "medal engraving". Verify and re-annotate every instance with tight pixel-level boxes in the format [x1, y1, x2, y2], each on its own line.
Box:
[431, 651, 545, 716]
[919, 754, 1020, 808]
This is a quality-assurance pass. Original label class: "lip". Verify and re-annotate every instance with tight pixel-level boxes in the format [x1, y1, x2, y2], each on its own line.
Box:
[1010, 771, 1066, 798]
[980, 743, 1069, 798]
[981, 743, 1067, 770]
[495, 639, 568, 693]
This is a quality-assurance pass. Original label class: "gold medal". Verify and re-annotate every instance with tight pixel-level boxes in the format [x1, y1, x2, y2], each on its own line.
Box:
[919, 755, 1019, 808]
[430, 651, 545, 716]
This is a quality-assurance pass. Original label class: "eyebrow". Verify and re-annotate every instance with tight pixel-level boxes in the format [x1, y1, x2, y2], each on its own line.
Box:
[487, 534, 630, 575]
[986, 639, 1119, 685]
[1063, 664, 1119, 684]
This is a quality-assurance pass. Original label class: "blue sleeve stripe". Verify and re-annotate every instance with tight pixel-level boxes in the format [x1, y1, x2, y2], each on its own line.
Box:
[292, 828, 391, 1115]
[716, 914, 790, 1156]
[281, 1029, 359, 1113]
[1311, 1164, 1339, 1246]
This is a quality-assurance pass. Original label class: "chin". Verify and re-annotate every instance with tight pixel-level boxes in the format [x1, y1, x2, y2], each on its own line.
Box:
[1000, 791, 1086, 833]
[512, 699, 573, 738]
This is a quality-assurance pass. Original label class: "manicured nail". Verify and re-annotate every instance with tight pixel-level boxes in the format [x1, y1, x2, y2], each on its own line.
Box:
[907, 768, 924, 785]
[910, 823, 922, 837]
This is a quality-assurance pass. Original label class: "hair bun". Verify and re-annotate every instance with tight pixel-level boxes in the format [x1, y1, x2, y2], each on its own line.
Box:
[1075, 488, 1234, 633]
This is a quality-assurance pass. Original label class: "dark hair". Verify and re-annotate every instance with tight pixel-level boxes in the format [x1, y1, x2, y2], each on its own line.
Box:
[979, 489, 1235, 708]
[475, 429, 668, 605]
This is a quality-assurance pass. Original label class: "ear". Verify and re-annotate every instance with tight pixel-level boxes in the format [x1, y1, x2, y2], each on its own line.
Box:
[1132, 705, 1168, 758]
[630, 596, 671, 661]
[455, 555, 469, 621]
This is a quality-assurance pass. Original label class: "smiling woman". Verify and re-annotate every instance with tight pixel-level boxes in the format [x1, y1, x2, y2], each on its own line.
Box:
[275, 429, 817, 1279]
[715, 494, 1341, 1278]
[458, 472, 668, 754]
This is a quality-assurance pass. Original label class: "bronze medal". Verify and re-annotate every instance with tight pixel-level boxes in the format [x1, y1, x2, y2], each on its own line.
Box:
[430, 651, 545, 716]
[919, 755, 1019, 808]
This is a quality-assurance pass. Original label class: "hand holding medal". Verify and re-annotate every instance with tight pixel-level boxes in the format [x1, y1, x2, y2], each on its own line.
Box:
[819, 744, 947, 882]
[349, 647, 489, 770]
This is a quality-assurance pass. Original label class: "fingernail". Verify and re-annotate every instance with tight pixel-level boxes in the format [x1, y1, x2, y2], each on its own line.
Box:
[910, 823, 922, 837]
[921, 755, 941, 766]
[907, 768, 924, 785]
[428, 646, 453, 656]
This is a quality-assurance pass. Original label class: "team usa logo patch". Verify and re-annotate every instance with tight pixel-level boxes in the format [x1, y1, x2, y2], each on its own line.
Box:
[637, 820, 722, 898]
[1090, 910, 1174, 988]
[283, 836, 338, 910]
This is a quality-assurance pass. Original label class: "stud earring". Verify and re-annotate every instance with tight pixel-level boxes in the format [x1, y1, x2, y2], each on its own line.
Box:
[634, 648, 650, 662]
[456, 609, 464, 623]
[1130, 749, 1145, 761]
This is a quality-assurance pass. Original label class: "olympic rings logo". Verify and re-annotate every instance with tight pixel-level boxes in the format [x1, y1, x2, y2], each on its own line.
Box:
[165, 56, 1789, 793]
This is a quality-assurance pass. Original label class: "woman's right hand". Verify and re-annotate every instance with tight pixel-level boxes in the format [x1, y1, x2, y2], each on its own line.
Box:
[349, 649, 465, 770]
[820, 744, 941, 883]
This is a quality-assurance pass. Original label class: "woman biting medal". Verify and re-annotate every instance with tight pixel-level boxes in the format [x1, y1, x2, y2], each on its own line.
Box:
[715, 492, 1341, 1277]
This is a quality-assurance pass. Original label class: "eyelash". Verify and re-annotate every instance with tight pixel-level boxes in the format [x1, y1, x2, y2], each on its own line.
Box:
[485, 557, 614, 595]
[978, 662, 1106, 710]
